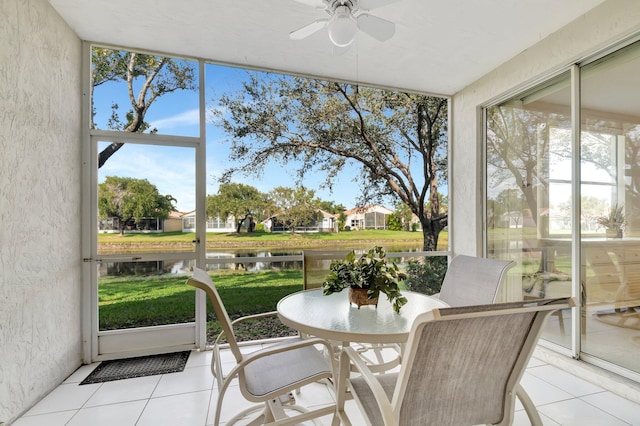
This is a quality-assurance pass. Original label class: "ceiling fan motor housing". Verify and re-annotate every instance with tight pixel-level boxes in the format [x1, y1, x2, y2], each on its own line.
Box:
[328, 5, 358, 47]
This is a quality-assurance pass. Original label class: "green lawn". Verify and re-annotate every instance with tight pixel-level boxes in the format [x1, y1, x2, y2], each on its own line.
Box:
[97, 229, 449, 342]
[99, 229, 429, 244]
[99, 269, 303, 342]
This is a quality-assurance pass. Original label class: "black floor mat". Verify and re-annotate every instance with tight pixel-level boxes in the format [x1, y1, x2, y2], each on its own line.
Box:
[80, 351, 191, 385]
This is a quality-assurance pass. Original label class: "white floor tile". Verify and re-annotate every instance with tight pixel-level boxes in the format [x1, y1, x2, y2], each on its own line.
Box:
[23, 382, 101, 415]
[208, 383, 335, 426]
[512, 409, 562, 426]
[11, 410, 76, 426]
[63, 363, 101, 384]
[66, 400, 147, 426]
[152, 365, 214, 398]
[527, 356, 548, 368]
[11, 346, 640, 426]
[186, 349, 213, 368]
[518, 372, 574, 408]
[84, 374, 161, 407]
[582, 391, 640, 425]
[527, 364, 606, 397]
[137, 390, 211, 426]
[289, 381, 336, 407]
[209, 383, 249, 425]
[538, 398, 632, 426]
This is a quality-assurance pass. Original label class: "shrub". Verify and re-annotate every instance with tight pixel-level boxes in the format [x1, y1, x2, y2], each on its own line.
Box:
[404, 256, 448, 295]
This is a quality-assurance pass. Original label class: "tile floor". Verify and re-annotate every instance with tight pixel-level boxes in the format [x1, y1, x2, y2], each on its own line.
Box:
[11, 343, 640, 426]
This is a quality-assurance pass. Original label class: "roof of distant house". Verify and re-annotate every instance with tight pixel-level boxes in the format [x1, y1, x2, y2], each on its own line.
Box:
[343, 204, 392, 215]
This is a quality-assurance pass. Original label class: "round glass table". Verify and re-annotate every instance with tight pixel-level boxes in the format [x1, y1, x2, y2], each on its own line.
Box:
[277, 288, 449, 345]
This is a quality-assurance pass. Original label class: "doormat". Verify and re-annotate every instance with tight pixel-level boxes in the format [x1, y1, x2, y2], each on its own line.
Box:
[593, 307, 640, 331]
[80, 351, 190, 385]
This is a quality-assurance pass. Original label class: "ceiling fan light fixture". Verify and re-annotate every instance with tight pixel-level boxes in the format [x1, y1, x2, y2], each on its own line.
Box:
[327, 6, 358, 47]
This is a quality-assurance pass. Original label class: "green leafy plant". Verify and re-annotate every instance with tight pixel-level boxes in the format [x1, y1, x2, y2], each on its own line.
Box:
[596, 203, 625, 232]
[322, 246, 408, 313]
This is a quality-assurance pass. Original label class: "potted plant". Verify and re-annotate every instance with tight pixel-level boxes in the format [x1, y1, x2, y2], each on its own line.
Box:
[322, 246, 408, 313]
[596, 203, 625, 238]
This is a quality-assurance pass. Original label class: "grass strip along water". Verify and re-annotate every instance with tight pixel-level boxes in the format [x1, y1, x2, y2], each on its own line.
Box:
[99, 270, 302, 343]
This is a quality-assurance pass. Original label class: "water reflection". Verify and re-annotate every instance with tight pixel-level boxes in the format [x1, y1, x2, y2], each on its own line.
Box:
[99, 244, 425, 278]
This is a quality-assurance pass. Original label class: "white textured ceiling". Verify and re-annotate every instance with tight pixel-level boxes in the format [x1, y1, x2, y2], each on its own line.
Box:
[49, 0, 606, 96]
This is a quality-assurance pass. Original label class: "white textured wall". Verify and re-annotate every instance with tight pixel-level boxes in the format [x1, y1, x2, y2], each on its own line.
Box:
[0, 0, 82, 423]
[451, 0, 640, 257]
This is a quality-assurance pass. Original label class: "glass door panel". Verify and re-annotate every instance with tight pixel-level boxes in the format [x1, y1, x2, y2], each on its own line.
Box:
[580, 42, 640, 374]
[486, 71, 573, 349]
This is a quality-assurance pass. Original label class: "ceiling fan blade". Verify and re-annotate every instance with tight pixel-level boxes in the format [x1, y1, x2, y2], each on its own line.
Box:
[289, 19, 329, 40]
[356, 13, 395, 41]
[358, 0, 401, 12]
[291, 0, 325, 8]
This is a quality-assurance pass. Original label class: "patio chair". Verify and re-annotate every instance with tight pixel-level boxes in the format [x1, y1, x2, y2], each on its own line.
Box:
[437, 254, 515, 306]
[334, 297, 576, 426]
[605, 245, 640, 311]
[303, 250, 351, 290]
[186, 267, 337, 425]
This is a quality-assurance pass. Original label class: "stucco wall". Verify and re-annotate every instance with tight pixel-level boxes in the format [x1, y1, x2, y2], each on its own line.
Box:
[451, 0, 640, 257]
[0, 0, 82, 423]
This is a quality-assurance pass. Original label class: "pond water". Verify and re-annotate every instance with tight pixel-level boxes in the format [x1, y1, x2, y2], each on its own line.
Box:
[98, 243, 426, 277]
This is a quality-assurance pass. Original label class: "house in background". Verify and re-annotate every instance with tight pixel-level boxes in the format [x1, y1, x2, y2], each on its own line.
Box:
[344, 204, 392, 230]
[264, 209, 337, 233]
[98, 211, 188, 233]
[180, 211, 237, 233]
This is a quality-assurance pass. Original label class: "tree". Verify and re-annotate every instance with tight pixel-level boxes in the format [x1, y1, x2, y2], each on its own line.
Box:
[386, 213, 404, 231]
[493, 188, 526, 228]
[98, 176, 176, 235]
[393, 202, 414, 231]
[486, 107, 556, 230]
[337, 211, 347, 231]
[214, 74, 448, 250]
[206, 183, 266, 233]
[91, 48, 196, 168]
[267, 186, 322, 233]
[318, 200, 346, 215]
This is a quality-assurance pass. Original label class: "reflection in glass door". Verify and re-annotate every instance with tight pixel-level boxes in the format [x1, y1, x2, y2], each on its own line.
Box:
[580, 42, 640, 375]
[485, 72, 574, 350]
[93, 139, 199, 358]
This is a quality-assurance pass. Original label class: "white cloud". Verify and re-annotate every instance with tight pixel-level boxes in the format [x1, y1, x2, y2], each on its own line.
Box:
[149, 109, 200, 130]
[98, 144, 196, 212]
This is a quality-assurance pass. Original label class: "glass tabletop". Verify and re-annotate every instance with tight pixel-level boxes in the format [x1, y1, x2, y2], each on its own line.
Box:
[277, 288, 449, 344]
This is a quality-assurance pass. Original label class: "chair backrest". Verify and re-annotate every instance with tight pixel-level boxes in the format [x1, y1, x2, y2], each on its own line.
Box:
[610, 245, 640, 300]
[584, 245, 622, 295]
[303, 250, 351, 289]
[393, 297, 575, 426]
[186, 267, 243, 363]
[438, 255, 515, 306]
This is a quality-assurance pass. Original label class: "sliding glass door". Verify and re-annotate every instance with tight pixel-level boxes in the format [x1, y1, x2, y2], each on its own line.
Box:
[486, 71, 574, 350]
[485, 40, 640, 378]
[580, 42, 640, 374]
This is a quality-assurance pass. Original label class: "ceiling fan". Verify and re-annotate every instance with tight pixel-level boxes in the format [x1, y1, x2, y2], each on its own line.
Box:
[289, 0, 400, 48]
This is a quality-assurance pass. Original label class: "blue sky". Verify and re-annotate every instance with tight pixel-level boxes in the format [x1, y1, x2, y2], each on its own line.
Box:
[93, 62, 363, 212]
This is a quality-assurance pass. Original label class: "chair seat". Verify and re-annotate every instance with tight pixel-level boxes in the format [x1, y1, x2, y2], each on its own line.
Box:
[186, 268, 337, 425]
[243, 338, 333, 397]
